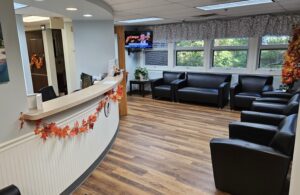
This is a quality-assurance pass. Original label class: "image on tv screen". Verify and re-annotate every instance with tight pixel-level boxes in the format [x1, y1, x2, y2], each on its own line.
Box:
[125, 31, 153, 49]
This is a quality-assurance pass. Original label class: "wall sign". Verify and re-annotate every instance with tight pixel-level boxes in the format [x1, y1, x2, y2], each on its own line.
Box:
[0, 23, 9, 83]
[104, 102, 111, 118]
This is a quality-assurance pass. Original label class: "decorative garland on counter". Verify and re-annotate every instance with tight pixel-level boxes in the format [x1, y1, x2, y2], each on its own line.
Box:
[20, 85, 123, 141]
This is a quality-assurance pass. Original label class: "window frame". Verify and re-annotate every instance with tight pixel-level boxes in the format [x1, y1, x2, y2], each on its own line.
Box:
[257, 36, 289, 71]
[211, 38, 249, 70]
[174, 41, 205, 68]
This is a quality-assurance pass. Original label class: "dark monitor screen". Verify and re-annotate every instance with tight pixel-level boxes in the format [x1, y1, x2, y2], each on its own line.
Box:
[81, 73, 93, 89]
[125, 31, 153, 49]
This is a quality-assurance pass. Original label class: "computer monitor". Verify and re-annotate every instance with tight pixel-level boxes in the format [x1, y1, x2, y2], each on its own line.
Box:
[81, 73, 93, 89]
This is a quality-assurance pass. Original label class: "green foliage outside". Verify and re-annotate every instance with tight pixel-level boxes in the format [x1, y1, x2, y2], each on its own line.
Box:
[176, 40, 204, 47]
[175, 37, 289, 69]
[176, 51, 204, 67]
[259, 50, 286, 69]
[213, 50, 248, 68]
[262, 36, 289, 45]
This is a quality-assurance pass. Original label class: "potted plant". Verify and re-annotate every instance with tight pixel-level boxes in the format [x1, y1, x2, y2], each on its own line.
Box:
[134, 67, 148, 80]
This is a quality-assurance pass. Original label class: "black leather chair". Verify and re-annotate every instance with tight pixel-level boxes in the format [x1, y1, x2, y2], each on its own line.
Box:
[174, 73, 231, 108]
[256, 90, 300, 104]
[251, 93, 300, 115]
[230, 75, 273, 110]
[151, 71, 185, 101]
[39, 86, 58, 102]
[0, 185, 21, 195]
[229, 114, 297, 148]
[210, 115, 297, 195]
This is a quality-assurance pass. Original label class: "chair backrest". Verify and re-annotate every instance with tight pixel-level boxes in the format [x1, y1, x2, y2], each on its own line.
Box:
[39, 86, 57, 102]
[271, 114, 298, 156]
[186, 72, 231, 89]
[238, 75, 273, 93]
[284, 94, 300, 115]
[0, 185, 21, 195]
[163, 71, 185, 84]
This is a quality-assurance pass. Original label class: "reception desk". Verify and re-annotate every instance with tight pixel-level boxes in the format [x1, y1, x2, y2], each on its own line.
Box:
[0, 75, 123, 195]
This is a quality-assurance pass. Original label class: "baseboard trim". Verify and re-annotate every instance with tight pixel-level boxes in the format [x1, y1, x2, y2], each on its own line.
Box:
[60, 123, 120, 195]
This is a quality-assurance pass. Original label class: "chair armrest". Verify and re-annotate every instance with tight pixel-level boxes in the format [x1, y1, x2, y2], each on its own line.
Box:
[241, 111, 286, 126]
[283, 101, 299, 115]
[171, 79, 187, 90]
[251, 101, 286, 115]
[262, 91, 294, 99]
[210, 138, 291, 195]
[230, 83, 241, 95]
[262, 85, 273, 92]
[255, 97, 289, 104]
[229, 121, 278, 146]
[150, 78, 164, 89]
[0, 185, 21, 195]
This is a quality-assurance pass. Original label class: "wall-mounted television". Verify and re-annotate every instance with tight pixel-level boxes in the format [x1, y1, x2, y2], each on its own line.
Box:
[125, 31, 153, 49]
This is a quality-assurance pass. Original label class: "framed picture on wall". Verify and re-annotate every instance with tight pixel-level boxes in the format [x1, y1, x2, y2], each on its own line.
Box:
[0, 23, 9, 83]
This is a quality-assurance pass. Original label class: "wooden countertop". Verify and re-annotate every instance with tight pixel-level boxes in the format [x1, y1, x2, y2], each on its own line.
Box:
[23, 74, 123, 121]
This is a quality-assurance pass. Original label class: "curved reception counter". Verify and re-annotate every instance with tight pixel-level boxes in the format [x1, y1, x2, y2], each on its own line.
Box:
[0, 75, 123, 195]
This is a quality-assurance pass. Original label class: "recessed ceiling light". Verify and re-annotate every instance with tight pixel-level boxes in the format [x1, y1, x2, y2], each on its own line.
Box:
[14, 2, 28, 10]
[66, 7, 78, 11]
[34, 0, 45, 2]
[118, 17, 163, 24]
[83, 14, 93, 17]
[196, 0, 274, 11]
[23, 16, 50, 23]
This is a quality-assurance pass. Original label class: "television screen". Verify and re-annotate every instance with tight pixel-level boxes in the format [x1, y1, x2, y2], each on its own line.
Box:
[125, 31, 153, 49]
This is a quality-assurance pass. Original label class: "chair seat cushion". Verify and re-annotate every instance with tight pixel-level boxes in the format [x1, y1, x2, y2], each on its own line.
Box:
[153, 85, 172, 98]
[155, 85, 171, 90]
[177, 87, 219, 104]
[234, 92, 262, 109]
[236, 92, 261, 98]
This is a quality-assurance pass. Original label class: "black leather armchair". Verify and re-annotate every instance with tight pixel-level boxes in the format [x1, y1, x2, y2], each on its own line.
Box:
[211, 114, 296, 195]
[230, 75, 273, 110]
[174, 73, 231, 108]
[256, 90, 300, 104]
[210, 138, 291, 195]
[229, 114, 297, 148]
[251, 93, 300, 115]
[151, 71, 185, 101]
[0, 185, 21, 195]
[39, 86, 58, 102]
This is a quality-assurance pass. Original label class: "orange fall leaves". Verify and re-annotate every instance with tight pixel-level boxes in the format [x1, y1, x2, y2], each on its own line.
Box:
[282, 26, 300, 85]
[34, 85, 123, 141]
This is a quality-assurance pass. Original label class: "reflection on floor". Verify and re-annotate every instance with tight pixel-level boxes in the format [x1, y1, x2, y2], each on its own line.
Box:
[74, 96, 240, 195]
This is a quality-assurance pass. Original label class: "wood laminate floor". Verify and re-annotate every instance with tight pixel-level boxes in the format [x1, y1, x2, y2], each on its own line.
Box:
[73, 96, 240, 195]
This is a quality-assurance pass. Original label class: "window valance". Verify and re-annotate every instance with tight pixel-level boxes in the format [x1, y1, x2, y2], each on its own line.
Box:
[147, 14, 300, 43]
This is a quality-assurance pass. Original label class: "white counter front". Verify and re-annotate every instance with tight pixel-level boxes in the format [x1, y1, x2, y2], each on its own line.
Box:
[0, 75, 122, 195]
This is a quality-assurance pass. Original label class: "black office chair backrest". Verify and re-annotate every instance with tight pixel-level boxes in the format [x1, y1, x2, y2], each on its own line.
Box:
[238, 75, 273, 93]
[163, 71, 185, 84]
[38, 86, 58, 102]
[271, 114, 298, 156]
[0, 185, 21, 195]
[284, 94, 300, 115]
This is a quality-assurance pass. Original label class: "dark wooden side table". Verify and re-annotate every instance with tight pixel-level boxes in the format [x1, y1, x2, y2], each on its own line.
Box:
[129, 80, 151, 97]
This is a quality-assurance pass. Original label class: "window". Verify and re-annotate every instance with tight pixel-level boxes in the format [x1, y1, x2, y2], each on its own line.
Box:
[212, 38, 249, 68]
[145, 42, 168, 66]
[258, 36, 289, 69]
[175, 40, 204, 67]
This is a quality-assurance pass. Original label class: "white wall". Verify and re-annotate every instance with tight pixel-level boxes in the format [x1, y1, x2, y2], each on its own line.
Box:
[16, 14, 34, 95]
[62, 22, 79, 93]
[0, 0, 31, 143]
[73, 20, 115, 82]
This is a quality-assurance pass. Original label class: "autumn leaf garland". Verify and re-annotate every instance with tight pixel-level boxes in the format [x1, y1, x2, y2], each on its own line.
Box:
[282, 26, 300, 85]
[33, 85, 123, 141]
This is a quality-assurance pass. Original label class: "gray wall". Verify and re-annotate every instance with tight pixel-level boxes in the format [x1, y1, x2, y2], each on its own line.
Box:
[0, 0, 31, 143]
[73, 20, 115, 82]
